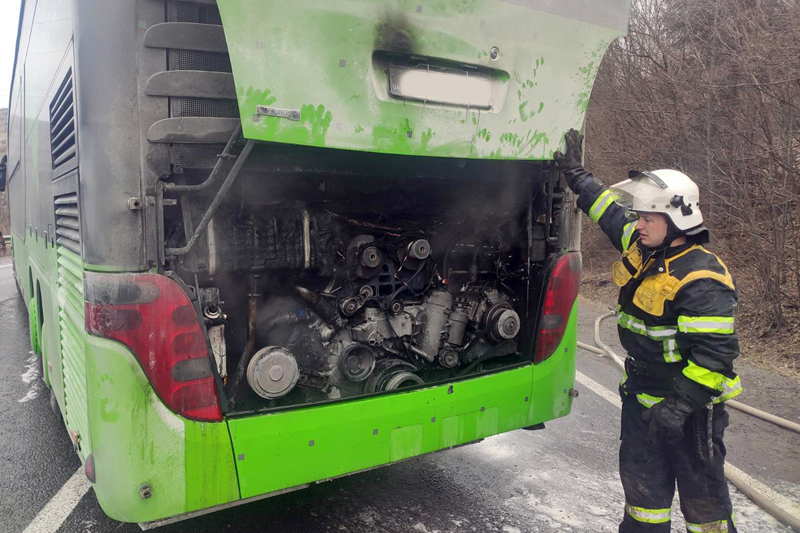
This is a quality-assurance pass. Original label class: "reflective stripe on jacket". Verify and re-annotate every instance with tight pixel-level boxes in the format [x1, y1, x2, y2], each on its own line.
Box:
[565, 169, 742, 407]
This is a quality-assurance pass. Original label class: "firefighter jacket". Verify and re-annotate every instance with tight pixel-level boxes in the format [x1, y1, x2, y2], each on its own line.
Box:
[565, 168, 743, 408]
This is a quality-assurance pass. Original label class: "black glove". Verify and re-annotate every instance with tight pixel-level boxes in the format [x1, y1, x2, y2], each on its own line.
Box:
[553, 128, 584, 173]
[642, 376, 714, 444]
[641, 396, 696, 443]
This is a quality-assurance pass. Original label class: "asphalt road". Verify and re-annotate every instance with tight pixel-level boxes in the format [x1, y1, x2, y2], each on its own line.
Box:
[1, 256, 797, 533]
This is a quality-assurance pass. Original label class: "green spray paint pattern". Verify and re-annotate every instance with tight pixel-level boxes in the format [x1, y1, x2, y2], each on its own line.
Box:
[217, 0, 626, 160]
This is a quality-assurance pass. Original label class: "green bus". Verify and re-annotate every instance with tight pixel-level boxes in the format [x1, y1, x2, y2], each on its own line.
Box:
[2, 0, 630, 527]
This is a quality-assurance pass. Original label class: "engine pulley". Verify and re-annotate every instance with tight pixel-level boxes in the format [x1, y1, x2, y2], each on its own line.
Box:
[338, 344, 376, 382]
[247, 346, 300, 399]
[491, 308, 521, 342]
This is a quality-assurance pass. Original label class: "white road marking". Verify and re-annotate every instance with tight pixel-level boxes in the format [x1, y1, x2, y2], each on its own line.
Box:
[575, 371, 621, 408]
[22, 467, 91, 533]
[0, 264, 13, 268]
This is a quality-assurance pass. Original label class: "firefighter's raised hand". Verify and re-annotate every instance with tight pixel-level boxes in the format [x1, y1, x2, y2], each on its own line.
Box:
[553, 128, 584, 173]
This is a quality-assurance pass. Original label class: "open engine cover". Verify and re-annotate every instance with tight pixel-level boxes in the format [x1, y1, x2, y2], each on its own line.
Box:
[216, 0, 630, 160]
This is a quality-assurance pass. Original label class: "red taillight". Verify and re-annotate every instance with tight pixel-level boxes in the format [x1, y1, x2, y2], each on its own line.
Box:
[535, 253, 582, 363]
[85, 273, 222, 422]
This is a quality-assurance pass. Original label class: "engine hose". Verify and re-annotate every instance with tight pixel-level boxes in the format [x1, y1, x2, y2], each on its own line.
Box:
[586, 310, 800, 531]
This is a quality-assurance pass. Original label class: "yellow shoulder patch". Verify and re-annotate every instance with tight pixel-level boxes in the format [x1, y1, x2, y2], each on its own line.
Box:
[666, 246, 735, 300]
[612, 241, 643, 288]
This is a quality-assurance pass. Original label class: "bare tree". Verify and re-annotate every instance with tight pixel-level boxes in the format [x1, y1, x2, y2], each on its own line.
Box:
[586, 0, 800, 341]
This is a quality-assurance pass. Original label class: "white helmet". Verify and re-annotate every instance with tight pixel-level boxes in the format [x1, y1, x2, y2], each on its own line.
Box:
[611, 169, 704, 232]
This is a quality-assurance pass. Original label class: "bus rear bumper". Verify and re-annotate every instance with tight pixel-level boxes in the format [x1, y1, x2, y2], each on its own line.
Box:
[86, 303, 577, 524]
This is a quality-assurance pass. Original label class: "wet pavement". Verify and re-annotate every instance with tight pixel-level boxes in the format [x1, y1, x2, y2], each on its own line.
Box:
[0, 257, 796, 532]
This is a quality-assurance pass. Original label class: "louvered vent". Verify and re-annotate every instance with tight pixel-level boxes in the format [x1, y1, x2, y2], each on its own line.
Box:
[49, 69, 77, 170]
[54, 191, 90, 456]
[55, 193, 80, 255]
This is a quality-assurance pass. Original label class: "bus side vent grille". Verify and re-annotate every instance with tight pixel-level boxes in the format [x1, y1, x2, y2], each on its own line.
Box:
[54, 192, 91, 456]
[173, 97, 239, 119]
[168, 1, 223, 25]
[169, 49, 232, 73]
[171, 143, 227, 169]
[55, 193, 81, 255]
[49, 69, 77, 170]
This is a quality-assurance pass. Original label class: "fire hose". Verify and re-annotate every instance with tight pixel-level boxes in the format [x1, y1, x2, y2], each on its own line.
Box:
[578, 310, 800, 532]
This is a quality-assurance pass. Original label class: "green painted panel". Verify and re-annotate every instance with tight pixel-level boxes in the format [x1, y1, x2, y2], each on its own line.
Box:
[217, 0, 629, 160]
[229, 365, 535, 499]
[228, 303, 578, 501]
[185, 421, 241, 509]
[390, 425, 423, 462]
[530, 300, 579, 423]
[85, 336, 239, 523]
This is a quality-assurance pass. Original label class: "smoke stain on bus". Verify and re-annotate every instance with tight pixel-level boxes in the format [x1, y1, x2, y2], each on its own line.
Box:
[374, 15, 414, 53]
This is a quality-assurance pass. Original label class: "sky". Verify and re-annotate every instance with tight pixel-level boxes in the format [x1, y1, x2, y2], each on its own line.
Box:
[0, 0, 23, 107]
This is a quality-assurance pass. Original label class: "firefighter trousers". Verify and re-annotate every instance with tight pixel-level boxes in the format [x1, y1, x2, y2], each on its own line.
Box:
[619, 394, 737, 532]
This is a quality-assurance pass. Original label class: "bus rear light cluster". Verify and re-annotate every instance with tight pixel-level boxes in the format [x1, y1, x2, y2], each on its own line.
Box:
[534, 252, 582, 363]
[85, 273, 222, 422]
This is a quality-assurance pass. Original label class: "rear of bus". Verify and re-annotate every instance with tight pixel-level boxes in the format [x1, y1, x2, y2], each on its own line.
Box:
[6, 0, 631, 525]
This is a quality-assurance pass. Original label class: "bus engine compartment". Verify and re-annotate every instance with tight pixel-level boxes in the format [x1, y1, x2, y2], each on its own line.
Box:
[161, 142, 567, 414]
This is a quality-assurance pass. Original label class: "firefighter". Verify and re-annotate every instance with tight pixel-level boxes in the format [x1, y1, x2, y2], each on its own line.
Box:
[555, 129, 741, 533]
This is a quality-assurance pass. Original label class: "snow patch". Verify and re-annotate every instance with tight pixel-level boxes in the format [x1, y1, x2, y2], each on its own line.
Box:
[19, 355, 42, 402]
[21, 355, 39, 384]
[18, 387, 40, 403]
[586, 505, 611, 517]
[535, 504, 584, 528]
[474, 436, 516, 461]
